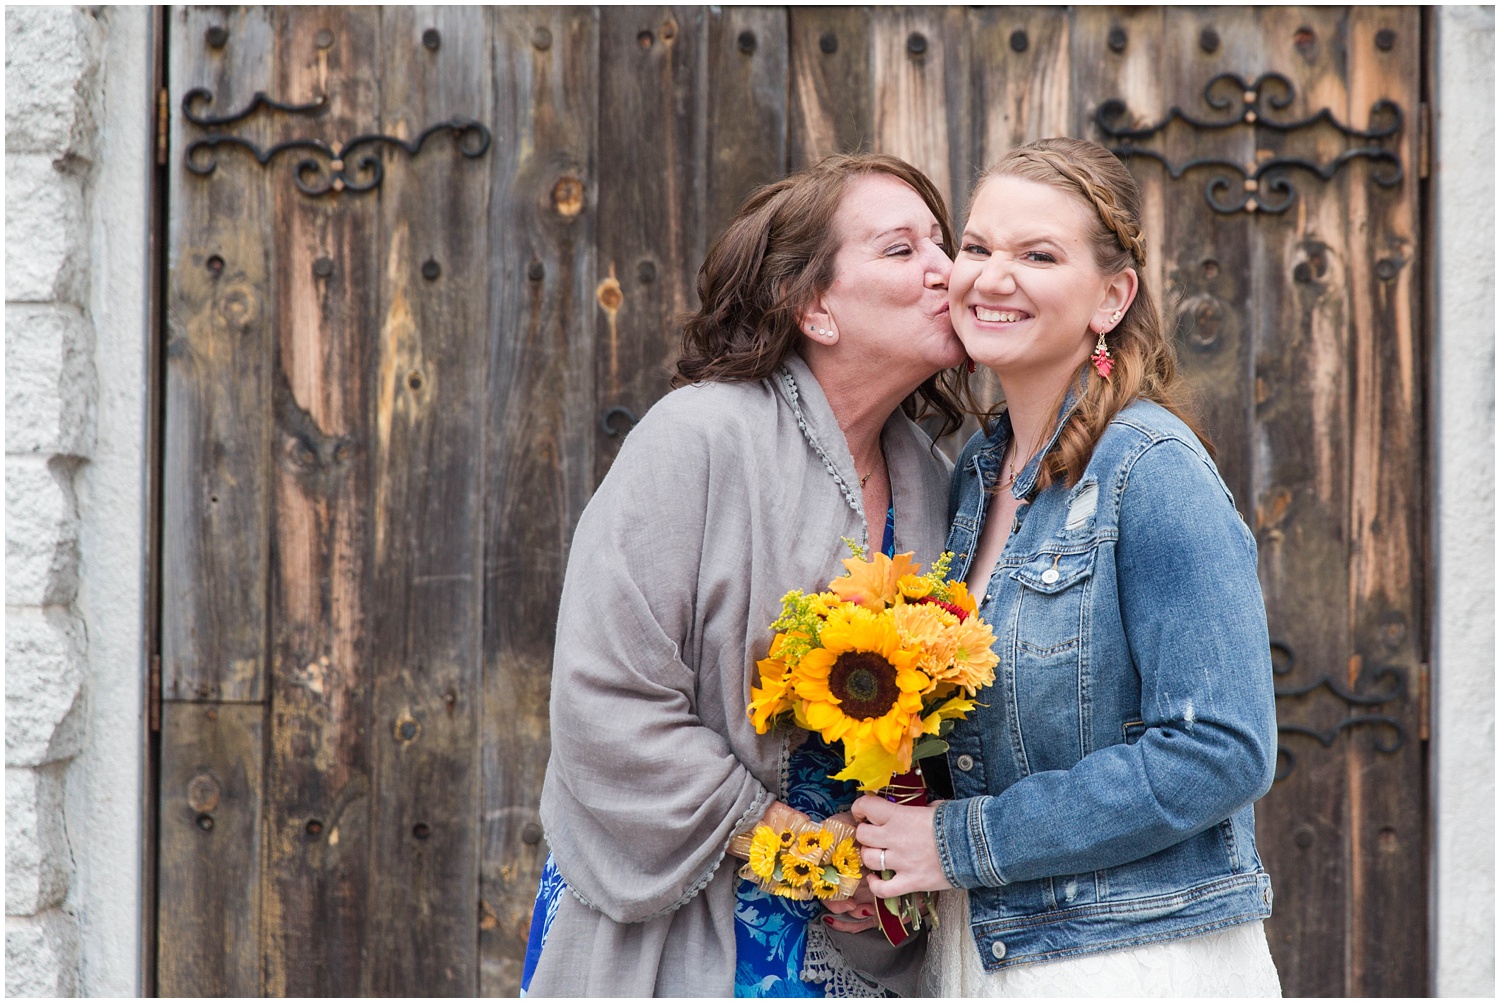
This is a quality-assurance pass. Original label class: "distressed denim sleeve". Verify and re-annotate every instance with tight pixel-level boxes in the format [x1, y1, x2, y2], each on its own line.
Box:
[938, 438, 1278, 888]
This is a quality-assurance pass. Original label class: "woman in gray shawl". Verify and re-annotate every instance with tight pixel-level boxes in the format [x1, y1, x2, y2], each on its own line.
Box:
[522, 154, 969, 997]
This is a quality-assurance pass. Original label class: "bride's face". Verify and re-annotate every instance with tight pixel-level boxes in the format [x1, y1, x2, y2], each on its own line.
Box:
[950, 175, 1128, 381]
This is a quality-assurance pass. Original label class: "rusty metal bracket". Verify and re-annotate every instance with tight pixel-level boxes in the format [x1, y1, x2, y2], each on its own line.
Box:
[180, 87, 491, 197]
[1096, 72, 1403, 214]
[1270, 642, 1409, 781]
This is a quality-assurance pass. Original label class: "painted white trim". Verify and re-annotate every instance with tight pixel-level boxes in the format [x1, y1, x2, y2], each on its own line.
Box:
[67, 5, 152, 994]
[1431, 5, 1496, 998]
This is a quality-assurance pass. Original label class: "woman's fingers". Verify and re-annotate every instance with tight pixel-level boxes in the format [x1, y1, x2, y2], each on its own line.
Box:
[849, 793, 891, 823]
[823, 914, 880, 934]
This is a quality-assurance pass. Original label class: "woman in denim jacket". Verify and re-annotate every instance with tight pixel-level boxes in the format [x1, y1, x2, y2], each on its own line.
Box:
[851, 138, 1282, 995]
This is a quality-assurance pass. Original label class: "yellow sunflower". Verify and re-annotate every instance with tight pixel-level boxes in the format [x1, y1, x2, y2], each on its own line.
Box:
[792, 607, 928, 755]
[747, 825, 781, 880]
[828, 551, 921, 610]
[831, 838, 862, 878]
[795, 829, 835, 862]
[781, 855, 819, 887]
[776, 828, 797, 851]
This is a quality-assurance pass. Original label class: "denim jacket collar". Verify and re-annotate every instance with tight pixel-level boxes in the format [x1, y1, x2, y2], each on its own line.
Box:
[977, 367, 1090, 501]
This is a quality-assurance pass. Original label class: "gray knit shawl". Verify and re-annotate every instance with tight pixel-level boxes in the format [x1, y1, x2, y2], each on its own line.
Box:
[529, 354, 952, 997]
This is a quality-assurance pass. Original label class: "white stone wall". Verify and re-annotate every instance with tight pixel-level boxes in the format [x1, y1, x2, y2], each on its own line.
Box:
[5, 5, 149, 996]
[1432, 6, 1497, 998]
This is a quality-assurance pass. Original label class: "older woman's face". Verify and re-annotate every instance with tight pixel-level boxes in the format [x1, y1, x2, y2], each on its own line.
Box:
[819, 174, 964, 379]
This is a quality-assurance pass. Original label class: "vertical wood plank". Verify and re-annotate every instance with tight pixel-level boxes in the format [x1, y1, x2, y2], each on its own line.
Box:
[156, 701, 264, 996]
[592, 6, 706, 483]
[788, 8, 873, 169]
[1155, 7, 1257, 516]
[1344, 7, 1426, 996]
[870, 7, 961, 211]
[960, 5, 1076, 423]
[1240, 8, 1357, 995]
[1071, 7, 1168, 340]
[363, 5, 490, 994]
[479, 8, 599, 996]
[259, 8, 381, 994]
[967, 6, 1071, 175]
[163, 5, 277, 702]
[705, 7, 788, 239]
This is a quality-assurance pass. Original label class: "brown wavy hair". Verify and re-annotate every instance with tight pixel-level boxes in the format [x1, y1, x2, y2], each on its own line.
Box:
[673, 153, 969, 438]
[974, 137, 1212, 489]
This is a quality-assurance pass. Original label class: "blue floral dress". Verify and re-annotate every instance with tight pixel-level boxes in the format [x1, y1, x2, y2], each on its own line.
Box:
[520, 508, 897, 997]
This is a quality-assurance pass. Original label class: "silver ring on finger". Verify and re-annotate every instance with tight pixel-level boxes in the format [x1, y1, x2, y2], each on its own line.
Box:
[879, 848, 886, 871]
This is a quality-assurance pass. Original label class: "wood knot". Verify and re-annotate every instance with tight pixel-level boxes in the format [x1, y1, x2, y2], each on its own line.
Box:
[596, 275, 623, 313]
[552, 176, 584, 217]
[187, 773, 221, 813]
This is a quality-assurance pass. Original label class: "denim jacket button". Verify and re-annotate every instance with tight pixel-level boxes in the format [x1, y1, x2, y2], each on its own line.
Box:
[956, 754, 975, 772]
[1262, 886, 1273, 907]
[991, 940, 1007, 960]
[1040, 567, 1060, 585]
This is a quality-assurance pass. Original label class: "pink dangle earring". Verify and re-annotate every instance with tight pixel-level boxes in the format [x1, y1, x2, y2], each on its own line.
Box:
[1091, 330, 1114, 378]
[1091, 309, 1123, 379]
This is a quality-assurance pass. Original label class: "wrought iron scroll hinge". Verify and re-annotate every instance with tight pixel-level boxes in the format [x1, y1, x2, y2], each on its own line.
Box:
[1096, 72, 1404, 214]
[1271, 645, 1410, 782]
[179, 87, 492, 197]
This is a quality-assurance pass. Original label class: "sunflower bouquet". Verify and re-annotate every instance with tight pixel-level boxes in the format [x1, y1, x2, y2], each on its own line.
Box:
[727, 815, 864, 901]
[748, 548, 999, 792]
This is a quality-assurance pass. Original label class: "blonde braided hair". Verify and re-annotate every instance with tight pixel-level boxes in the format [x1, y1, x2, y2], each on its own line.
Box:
[970, 137, 1212, 490]
[1005, 146, 1149, 267]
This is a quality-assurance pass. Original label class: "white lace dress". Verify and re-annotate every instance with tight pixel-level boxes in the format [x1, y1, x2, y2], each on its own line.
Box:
[921, 888, 1282, 997]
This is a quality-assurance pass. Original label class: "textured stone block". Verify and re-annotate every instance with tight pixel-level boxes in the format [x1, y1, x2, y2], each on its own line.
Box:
[4, 303, 95, 456]
[5, 457, 80, 606]
[5, 154, 86, 304]
[4, 7, 100, 157]
[4, 910, 79, 997]
[4, 608, 85, 767]
[4, 766, 69, 915]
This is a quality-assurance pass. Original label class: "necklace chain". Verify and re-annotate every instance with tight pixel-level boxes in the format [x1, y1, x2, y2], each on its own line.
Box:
[778, 366, 869, 547]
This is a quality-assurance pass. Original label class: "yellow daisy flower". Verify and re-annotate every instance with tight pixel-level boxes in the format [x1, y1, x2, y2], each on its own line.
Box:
[747, 825, 781, 880]
[810, 868, 841, 899]
[776, 828, 797, 851]
[781, 855, 819, 887]
[945, 616, 999, 692]
[795, 829, 835, 861]
[831, 838, 862, 878]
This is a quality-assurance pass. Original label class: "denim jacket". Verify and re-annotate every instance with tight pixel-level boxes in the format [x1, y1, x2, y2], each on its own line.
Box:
[932, 391, 1277, 971]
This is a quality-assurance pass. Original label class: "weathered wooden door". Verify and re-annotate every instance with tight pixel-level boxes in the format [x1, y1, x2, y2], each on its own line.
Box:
[156, 6, 1427, 996]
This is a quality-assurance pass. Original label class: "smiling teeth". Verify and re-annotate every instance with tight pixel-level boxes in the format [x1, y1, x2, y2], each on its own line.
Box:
[976, 308, 1023, 323]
